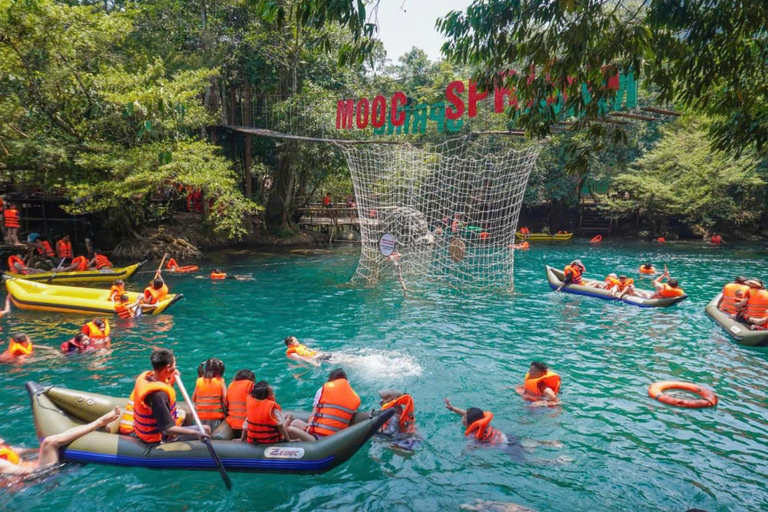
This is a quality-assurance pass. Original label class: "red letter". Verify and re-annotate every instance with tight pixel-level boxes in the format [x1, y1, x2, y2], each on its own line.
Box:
[467, 81, 488, 118]
[494, 86, 518, 113]
[445, 81, 465, 120]
[336, 100, 355, 130]
[390, 92, 406, 127]
[372, 95, 386, 128]
[356, 98, 370, 129]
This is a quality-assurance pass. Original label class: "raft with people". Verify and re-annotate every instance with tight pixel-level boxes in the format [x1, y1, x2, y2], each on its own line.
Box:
[5, 278, 182, 316]
[4, 262, 145, 284]
[515, 232, 573, 241]
[25, 381, 394, 474]
[705, 294, 768, 347]
[545, 266, 687, 308]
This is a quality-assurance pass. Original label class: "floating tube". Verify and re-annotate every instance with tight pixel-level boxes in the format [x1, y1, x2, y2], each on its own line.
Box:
[648, 381, 717, 408]
[515, 232, 573, 241]
[705, 294, 768, 347]
[589, 235, 602, 244]
[545, 265, 687, 308]
[6, 278, 182, 316]
[26, 382, 393, 474]
[170, 266, 199, 274]
[4, 262, 145, 284]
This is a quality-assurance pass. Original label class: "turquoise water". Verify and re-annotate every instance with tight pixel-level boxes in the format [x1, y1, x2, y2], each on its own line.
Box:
[2, 242, 767, 512]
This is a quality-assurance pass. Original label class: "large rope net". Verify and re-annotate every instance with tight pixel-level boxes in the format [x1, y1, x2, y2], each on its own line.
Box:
[340, 137, 541, 296]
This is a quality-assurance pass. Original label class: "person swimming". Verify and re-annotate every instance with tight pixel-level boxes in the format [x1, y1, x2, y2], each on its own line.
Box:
[377, 389, 421, 451]
[284, 336, 331, 366]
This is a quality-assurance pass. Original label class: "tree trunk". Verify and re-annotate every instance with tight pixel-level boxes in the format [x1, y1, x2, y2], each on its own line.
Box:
[265, 142, 297, 231]
[243, 81, 253, 197]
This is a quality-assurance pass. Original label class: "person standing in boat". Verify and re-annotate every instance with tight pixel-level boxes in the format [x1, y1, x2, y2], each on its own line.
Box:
[0, 408, 120, 475]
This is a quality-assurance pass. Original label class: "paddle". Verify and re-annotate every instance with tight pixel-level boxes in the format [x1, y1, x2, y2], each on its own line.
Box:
[175, 375, 232, 490]
[47, 258, 67, 284]
[155, 253, 168, 278]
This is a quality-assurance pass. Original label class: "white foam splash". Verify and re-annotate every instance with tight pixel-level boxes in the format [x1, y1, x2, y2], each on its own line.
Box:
[327, 348, 423, 381]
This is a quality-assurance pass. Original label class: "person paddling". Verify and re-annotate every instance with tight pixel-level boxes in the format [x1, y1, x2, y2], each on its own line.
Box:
[556, 260, 586, 291]
[142, 274, 169, 310]
[0, 407, 120, 475]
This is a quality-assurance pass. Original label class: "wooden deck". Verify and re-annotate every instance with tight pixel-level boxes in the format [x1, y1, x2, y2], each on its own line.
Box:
[298, 207, 361, 242]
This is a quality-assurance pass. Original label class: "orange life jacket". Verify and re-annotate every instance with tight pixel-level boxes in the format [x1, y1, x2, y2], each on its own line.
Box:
[0, 444, 20, 465]
[71, 256, 88, 271]
[8, 339, 33, 357]
[465, 412, 506, 444]
[7, 255, 27, 274]
[246, 397, 284, 444]
[616, 278, 634, 291]
[210, 272, 226, 280]
[719, 283, 749, 315]
[639, 266, 656, 274]
[37, 240, 55, 258]
[115, 301, 133, 319]
[323, 196, 331, 206]
[143, 284, 169, 304]
[381, 394, 416, 434]
[745, 288, 768, 317]
[166, 258, 179, 270]
[95, 254, 112, 269]
[657, 283, 685, 298]
[3, 208, 19, 228]
[523, 370, 561, 399]
[56, 240, 73, 259]
[82, 320, 110, 340]
[307, 378, 361, 438]
[109, 284, 124, 301]
[564, 265, 583, 285]
[286, 344, 317, 359]
[226, 380, 254, 430]
[119, 391, 136, 434]
[604, 276, 620, 288]
[521, 241, 530, 249]
[194, 377, 226, 421]
[131, 371, 178, 443]
[520, 227, 530, 234]
[711, 235, 722, 244]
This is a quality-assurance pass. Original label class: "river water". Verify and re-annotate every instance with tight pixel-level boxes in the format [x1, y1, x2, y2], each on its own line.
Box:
[1, 241, 767, 511]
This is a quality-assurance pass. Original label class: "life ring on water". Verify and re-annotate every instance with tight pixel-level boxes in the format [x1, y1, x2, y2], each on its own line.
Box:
[656, 237, 666, 243]
[590, 235, 602, 244]
[648, 381, 717, 408]
[172, 265, 199, 273]
[210, 272, 227, 280]
[639, 266, 656, 274]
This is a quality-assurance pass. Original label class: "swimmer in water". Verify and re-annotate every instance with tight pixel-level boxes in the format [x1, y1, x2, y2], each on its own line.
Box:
[377, 389, 421, 451]
[0, 407, 120, 475]
[516, 361, 561, 404]
[284, 336, 331, 366]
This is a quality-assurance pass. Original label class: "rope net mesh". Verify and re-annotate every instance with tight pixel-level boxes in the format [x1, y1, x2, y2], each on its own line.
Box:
[340, 137, 541, 296]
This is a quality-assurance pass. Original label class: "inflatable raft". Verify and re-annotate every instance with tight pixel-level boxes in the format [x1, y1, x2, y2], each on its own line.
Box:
[546, 266, 687, 308]
[26, 382, 394, 474]
[4, 262, 144, 284]
[705, 294, 768, 347]
[6, 278, 182, 315]
[516, 232, 573, 241]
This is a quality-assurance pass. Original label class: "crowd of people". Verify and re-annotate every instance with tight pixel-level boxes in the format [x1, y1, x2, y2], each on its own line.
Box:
[5, 231, 114, 276]
[556, 259, 686, 299]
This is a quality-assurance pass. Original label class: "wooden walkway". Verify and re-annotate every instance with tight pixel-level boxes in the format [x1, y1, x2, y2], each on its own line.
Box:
[298, 207, 361, 242]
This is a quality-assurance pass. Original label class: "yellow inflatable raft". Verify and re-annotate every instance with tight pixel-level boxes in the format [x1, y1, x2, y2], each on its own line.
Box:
[5, 278, 182, 316]
[515, 232, 573, 241]
[4, 262, 144, 284]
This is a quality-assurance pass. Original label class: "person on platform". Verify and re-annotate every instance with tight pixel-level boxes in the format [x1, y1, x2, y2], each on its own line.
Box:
[127, 348, 208, 443]
[717, 276, 749, 316]
[516, 362, 561, 403]
[241, 381, 297, 444]
[193, 358, 228, 430]
[225, 370, 256, 439]
[556, 260, 586, 291]
[0, 407, 120, 475]
[284, 336, 330, 366]
[3, 202, 20, 245]
[289, 368, 360, 442]
[323, 192, 333, 208]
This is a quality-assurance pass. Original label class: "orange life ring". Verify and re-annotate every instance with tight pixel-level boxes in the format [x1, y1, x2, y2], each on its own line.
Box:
[639, 266, 656, 274]
[210, 272, 227, 280]
[172, 265, 199, 273]
[590, 235, 602, 244]
[648, 381, 717, 408]
[656, 237, 666, 243]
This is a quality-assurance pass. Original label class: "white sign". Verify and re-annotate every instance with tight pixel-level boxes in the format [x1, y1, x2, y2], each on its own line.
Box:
[264, 447, 305, 459]
[379, 233, 396, 257]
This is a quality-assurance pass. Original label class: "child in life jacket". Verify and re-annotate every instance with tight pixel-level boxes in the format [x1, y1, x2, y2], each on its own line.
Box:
[225, 370, 256, 439]
[444, 399, 508, 445]
[284, 336, 330, 366]
[378, 389, 417, 436]
[61, 333, 91, 354]
[516, 361, 561, 403]
[193, 358, 228, 429]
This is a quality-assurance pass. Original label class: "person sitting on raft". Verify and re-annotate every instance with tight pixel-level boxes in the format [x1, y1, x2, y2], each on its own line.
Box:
[289, 368, 361, 442]
[81, 318, 110, 347]
[225, 370, 255, 439]
[648, 270, 685, 298]
[31, 234, 56, 268]
[519, 226, 531, 239]
[0, 407, 120, 475]
[556, 260, 586, 291]
[193, 358, 228, 430]
[737, 279, 768, 324]
[241, 380, 297, 444]
[142, 274, 169, 309]
[284, 336, 330, 366]
[60, 255, 89, 272]
[443, 399, 507, 444]
[109, 279, 125, 302]
[7, 253, 45, 275]
[517, 362, 561, 403]
[710, 232, 724, 245]
[717, 276, 749, 316]
[61, 333, 91, 354]
[610, 275, 636, 299]
[88, 249, 113, 271]
[639, 263, 656, 274]
[127, 348, 208, 443]
[378, 389, 416, 436]
[115, 294, 140, 319]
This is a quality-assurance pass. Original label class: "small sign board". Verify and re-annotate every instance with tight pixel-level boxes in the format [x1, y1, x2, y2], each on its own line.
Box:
[379, 233, 396, 257]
